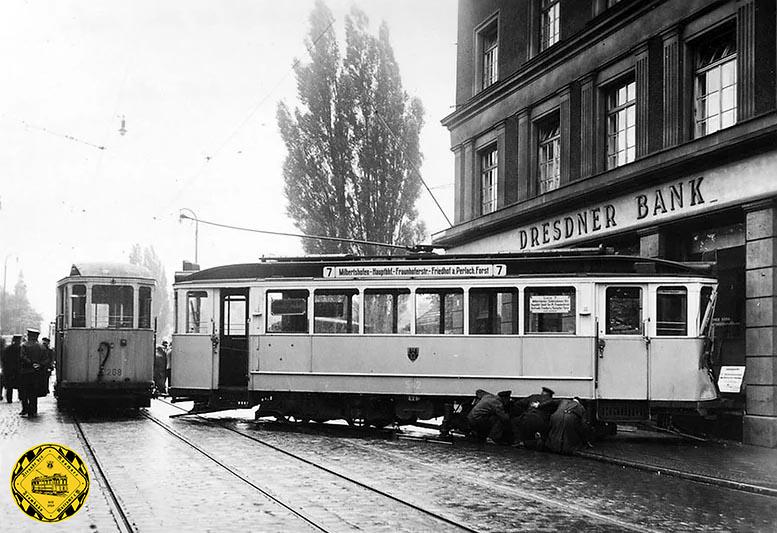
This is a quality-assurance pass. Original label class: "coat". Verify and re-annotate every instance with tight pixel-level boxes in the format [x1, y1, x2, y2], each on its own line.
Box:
[1, 343, 22, 388]
[545, 399, 591, 454]
[19, 341, 52, 397]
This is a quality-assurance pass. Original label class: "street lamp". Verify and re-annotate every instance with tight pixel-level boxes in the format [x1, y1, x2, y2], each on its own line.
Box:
[179, 208, 199, 265]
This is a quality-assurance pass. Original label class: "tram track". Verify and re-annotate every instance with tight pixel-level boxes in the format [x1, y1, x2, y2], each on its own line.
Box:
[156, 399, 656, 533]
[144, 402, 483, 532]
[72, 416, 136, 533]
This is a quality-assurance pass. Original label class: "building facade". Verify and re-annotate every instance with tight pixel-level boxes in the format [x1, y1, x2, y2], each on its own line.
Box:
[433, 0, 777, 447]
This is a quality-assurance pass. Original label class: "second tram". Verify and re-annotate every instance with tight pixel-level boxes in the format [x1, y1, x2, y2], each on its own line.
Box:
[169, 251, 719, 426]
[55, 263, 156, 408]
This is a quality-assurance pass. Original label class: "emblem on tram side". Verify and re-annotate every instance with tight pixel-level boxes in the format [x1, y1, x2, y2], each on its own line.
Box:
[10, 443, 90, 523]
[407, 347, 419, 362]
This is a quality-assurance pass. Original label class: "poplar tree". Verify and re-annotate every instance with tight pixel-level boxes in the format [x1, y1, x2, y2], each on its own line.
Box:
[277, 1, 425, 255]
[129, 244, 172, 338]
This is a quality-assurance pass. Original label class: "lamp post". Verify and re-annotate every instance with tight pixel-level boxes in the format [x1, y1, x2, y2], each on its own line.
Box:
[179, 208, 199, 265]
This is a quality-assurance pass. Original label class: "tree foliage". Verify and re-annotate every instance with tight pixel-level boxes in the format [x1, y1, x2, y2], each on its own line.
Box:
[0, 272, 44, 335]
[129, 244, 172, 339]
[277, 1, 426, 255]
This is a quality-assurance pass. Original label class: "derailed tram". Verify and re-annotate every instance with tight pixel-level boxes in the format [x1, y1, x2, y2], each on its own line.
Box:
[55, 263, 156, 408]
[169, 251, 719, 428]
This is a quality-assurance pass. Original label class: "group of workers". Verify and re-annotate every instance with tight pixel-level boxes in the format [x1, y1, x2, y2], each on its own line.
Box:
[0, 329, 54, 417]
[448, 386, 594, 454]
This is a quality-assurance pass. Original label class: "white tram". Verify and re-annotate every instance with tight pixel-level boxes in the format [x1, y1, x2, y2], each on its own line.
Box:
[170, 251, 719, 425]
[55, 263, 156, 407]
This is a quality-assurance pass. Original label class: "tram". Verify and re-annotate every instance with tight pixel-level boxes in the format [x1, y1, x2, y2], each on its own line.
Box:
[55, 263, 156, 407]
[169, 250, 719, 426]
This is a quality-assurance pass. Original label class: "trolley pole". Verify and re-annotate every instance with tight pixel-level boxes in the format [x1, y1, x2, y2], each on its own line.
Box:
[179, 208, 199, 265]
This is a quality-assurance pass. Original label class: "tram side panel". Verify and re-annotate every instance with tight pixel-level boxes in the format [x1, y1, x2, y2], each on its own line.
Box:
[170, 334, 215, 397]
[650, 338, 717, 402]
[252, 334, 596, 399]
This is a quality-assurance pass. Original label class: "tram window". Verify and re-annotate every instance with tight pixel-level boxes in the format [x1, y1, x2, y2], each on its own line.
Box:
[314, 290, 359, 334]
[139, 287, 153, 329]
[92, 285, 134, 328]
[222, 294, 247, 336]
[364, 290, 411, 334]
[416, 289, 464, 335]
[469, 288, 518, 334]
[267, 290, 309, 333]
[699, 286, 713, 328]
[525, 287, 576, 334]
[186, 291, 212, 333]
[605, 287, 642, 335]
[656, 286, 687, 336]
[70, 285, 86, 328]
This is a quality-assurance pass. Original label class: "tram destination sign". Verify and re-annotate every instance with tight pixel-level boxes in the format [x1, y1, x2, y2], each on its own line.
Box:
[323, 264, 507, 278]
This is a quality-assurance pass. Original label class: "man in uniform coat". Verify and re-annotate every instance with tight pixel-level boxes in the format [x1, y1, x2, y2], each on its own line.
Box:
[1, 335, 22, 403]
[513, 386, 555, 449]
[545, 397, 593, 454]
[467, 389, 513, 443]
[19, 329, 51, 417]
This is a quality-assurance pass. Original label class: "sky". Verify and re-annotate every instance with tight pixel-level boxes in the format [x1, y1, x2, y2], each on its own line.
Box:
[0, 0, 458, 331]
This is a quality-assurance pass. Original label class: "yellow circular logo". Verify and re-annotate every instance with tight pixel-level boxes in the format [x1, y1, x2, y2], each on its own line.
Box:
[10, 443, 90, 523]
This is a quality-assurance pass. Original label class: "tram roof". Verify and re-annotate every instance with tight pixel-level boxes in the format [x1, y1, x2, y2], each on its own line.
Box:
[176, 253, 714, 283]
[60, 262, 155, 282]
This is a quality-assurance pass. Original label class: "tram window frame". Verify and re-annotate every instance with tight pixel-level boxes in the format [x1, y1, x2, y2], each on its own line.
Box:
[266, 289, 309, 334]
[699, 286, 713, 328]
[186, 290, 212, 334]
[469, 287, 518, 335]
[363, 289, 412, 334]
[524, 286, 576, 334]
[70, 284, 87, 328]
[139, 286, 153, 329]
[415, 288, 464, 335]
[656, 286, 688, 336]
[222, 293, 247, 336]
[605, 286, 643, 335]
[313, 289, 360, 334]
[91, 285, 134, 329]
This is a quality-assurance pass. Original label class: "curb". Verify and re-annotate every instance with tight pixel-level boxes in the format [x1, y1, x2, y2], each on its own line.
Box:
[577, 451, 777, 498]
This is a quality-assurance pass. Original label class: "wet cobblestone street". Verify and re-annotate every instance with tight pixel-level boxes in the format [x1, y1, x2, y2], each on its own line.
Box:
[2, 395, 777, 532]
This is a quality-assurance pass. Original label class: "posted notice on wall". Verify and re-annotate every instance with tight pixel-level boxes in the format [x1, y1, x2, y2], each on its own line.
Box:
[529, 295, 571, 314]
[717, 366, 745, 393]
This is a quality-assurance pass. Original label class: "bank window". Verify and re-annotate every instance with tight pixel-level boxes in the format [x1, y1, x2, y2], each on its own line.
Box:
[139, 286, 153, 329]
[70, 284, 86, 328]
[694, 28, 737, 137]
[656, 286, 687, 336]
[186, 291, 212, 333]
[92, 285, 133, 328]
[364, 289, 411, 334]
[541, 0, 560, 51]
[470, 288, 518, 335]
[537, 115, 560, 194]
[267, 290, 309, 333]
[480, 22, 498, 90]
[222, 294, 247, 336]
[416, 289, 464, 335]
[606, 78, 636, 169]
[525, 287, 576, 334]
[605, 286, 642, 335]
[481, 146, 498, 215]
[314, 290, 359, 334]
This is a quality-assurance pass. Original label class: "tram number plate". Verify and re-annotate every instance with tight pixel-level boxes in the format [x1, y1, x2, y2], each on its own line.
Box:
[99, 368, 122, 377]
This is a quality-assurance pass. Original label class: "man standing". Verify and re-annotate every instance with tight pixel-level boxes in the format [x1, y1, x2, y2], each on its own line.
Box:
[19, 329, 51, 417]
[41, 337, 54, 396]
[1, 335, 22, 403]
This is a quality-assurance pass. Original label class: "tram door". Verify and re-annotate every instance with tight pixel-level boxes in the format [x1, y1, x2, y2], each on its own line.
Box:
[596, 285, 649, 399]
[219, 289, 249, 387]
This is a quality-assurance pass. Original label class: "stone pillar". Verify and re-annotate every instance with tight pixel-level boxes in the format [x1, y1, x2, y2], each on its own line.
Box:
[661, 25, 682, 149]
[579, 74, 596, 180]
[638, 229, 665, 258]
[558, 85, 572, 186]
[516, 107, 531, 201]
[462, 140, 475, 222]
[737, 0, 776, 119]
[453, 144, 464, 224]
[744, 199, 777, 447]
[634, 42, 650, 159]
[495, 121, 507, 210]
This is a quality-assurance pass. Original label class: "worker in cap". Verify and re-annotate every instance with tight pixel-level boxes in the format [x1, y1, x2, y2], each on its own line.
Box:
[467, 389, 513, 444]
[546, 397, 594, 454]
[512, 386, 557, 449]
[18, 328, 51, 417]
